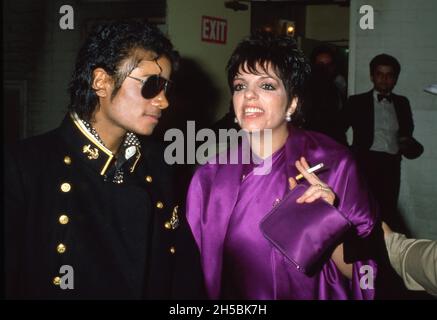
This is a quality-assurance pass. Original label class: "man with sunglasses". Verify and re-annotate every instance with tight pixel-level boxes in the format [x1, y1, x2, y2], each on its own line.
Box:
[5, 20, 205, 299]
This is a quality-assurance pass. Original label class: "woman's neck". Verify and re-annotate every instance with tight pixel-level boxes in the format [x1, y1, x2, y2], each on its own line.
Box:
[249, 125, 289, 159]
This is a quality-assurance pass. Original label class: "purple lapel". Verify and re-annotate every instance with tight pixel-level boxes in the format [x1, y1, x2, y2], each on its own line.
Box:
[198, 145, 245, 299]
[285, 126, 306, 179]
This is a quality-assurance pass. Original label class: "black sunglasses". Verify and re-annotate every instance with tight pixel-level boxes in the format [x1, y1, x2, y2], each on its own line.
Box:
[127, 74, 172, 99]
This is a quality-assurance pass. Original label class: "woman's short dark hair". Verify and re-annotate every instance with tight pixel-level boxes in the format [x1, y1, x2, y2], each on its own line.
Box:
[68, 20, 179, 121]
[226, 32, 311, 126]
[370, 54, 401, 79]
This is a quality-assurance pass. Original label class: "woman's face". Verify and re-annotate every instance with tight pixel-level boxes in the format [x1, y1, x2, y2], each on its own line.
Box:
[232, 62, 297, 135]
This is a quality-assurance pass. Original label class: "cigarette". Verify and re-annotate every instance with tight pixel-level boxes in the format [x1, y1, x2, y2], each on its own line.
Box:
[295, 163, 324, 181]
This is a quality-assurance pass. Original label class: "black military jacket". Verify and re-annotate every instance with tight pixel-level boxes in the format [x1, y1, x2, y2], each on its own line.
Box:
[4, 113, 205, 299]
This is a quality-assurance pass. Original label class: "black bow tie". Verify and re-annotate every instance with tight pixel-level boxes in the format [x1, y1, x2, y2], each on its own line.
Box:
[377, 93, 392, 103]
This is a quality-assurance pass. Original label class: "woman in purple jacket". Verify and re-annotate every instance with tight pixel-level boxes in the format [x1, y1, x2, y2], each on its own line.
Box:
[186, 33, 378, 300]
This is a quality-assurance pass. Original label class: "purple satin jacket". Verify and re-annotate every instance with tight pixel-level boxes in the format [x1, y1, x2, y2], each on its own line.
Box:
[186, 127, 378, 299]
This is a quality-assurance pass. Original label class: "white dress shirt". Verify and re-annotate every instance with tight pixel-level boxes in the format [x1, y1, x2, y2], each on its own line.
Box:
[370, 90, 399, 154]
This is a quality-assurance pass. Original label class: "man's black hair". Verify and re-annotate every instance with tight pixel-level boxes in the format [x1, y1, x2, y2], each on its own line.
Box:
[370, 54, 401, 79]
[68, 20, 179, 121]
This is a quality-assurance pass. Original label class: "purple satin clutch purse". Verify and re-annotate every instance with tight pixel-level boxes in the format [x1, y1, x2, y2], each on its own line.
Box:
[259, 184, 352, 274]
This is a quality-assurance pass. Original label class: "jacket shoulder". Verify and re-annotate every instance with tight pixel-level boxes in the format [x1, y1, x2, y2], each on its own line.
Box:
[347, 91, 372, 101]
[7, 129, 59, 159]
[6, 129, 61, 171]
[392, 93, 410, 104]
[301, 130, 357, 173]
[191, 161, 219, 184]
[304, 130, 352, 157]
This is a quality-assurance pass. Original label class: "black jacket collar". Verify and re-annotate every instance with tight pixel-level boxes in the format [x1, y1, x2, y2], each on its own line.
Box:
[58, 112, 141, 177]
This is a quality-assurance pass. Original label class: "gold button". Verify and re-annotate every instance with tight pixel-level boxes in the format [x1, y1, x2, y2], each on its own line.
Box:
[170, 246, 176, 254]
[57, 243, 66, 254]
[59, 215, 69, 225]
[156, 201, 164, 209]
[164, 221, 172, 229]
[63, 156, 72, 165]
[146, 175, 153, 183]
[53, 276, 61, 286]
[60, 183, 71, 193]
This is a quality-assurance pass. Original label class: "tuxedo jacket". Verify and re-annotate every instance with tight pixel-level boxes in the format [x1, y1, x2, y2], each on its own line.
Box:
[342, 90, 414, 154]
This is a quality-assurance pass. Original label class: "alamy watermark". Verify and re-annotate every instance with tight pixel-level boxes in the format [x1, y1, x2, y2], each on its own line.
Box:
[59, 4, 374, 31]
[59, 5, 74, 30]
[359, 5, 374, 30]
[59, 265, 74, 290]
[359, 265, 375, 290]
[164, 121, 274, 175]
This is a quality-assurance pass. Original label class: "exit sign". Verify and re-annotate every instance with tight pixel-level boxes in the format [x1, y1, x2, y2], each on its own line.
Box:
[201, 16, 227, 44]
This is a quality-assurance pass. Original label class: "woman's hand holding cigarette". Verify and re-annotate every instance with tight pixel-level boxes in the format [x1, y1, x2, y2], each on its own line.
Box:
[288, 157, 336, 206]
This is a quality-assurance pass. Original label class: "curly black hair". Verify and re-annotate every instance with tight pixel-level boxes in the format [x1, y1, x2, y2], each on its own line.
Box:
[370, 54, 401, 79]
[68, 20, 179, 121]
[226, 32, 311, 126]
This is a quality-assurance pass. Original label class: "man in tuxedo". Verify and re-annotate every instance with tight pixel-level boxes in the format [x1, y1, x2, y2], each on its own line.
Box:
[342, 54, 415, 234]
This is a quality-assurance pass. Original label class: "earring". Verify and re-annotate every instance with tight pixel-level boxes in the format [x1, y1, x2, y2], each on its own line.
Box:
[285, 113, 292, 122]
[234, 117, 239, 124]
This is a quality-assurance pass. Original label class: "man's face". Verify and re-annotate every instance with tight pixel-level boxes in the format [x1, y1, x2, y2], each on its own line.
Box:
[315, 53, 333, 66]
[314, 53, 335, 76]
[97, 49, 172, 136]
[371, 65, 397, 94]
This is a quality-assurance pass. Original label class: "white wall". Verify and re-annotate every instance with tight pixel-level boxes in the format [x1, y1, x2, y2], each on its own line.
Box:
[349, 0, 437, 239]
[167, 0, 251, 121]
